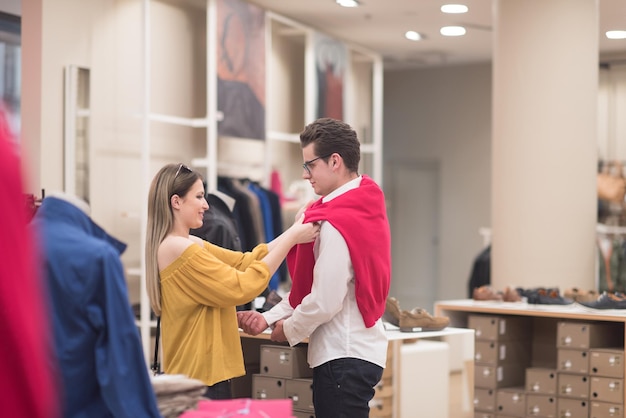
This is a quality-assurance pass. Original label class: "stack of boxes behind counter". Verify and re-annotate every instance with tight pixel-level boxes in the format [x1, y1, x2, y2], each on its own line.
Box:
[470, 314, 625, 418]
[252, 344, 315, 418]
[471, 315, 531, 418]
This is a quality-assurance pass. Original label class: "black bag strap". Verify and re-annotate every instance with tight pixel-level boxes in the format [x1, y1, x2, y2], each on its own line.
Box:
[151, 316, 161, 375]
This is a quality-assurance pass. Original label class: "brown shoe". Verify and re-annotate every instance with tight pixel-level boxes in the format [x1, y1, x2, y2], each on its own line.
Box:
[383, 297, 402, 327]
[503, 286, 521, 302]
[473, 285, 503, 301]
[399, 308, 450, 332]
[563, 287, 599, 303]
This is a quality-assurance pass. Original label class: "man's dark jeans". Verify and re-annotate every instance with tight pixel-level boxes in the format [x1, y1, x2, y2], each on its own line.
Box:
[312, 358, 383, 418]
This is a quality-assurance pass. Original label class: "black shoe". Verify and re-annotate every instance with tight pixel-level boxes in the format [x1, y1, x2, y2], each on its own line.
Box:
[525, 287, 573, 305]
[579, 292, 626, 309]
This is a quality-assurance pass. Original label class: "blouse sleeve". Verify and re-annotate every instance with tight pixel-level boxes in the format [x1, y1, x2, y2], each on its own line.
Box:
[161, 242, 270, 307]
[203, 241, 268, 270]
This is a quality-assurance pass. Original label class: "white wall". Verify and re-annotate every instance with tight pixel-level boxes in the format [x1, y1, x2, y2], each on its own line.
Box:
[383, 63, 492, 302]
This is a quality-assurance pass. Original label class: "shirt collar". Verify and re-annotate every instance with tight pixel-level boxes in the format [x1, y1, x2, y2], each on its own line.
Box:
[322, 175, 362, 203]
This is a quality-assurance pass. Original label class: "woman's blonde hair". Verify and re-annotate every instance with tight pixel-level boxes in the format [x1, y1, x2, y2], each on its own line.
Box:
[145, 163, 202, 316]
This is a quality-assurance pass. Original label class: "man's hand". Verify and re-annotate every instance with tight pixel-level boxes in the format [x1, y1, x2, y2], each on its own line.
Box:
[270, 319, 287, 342]
[237, 310, 269, 336]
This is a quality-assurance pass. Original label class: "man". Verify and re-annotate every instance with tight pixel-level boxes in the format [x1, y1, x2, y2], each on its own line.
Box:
[238, 117, 391, 418]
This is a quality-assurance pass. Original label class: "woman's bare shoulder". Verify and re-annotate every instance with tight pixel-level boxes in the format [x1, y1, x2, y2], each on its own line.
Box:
[158, 235, 199, 270]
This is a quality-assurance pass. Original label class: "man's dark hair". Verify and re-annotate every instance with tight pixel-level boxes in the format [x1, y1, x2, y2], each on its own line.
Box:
[300, 118, 360, 173]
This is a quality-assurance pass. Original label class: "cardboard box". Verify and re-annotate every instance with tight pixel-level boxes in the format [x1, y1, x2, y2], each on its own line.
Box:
[469, 315, 531, 342]
[557, 348, 590, 375]
[474, 363, 525, 389]
[557, 398, 589, 418]
[590, 376, 624, 404]
[286, 378, 314, 412]
[590, 348, 625, 379]
[474, 340, 531, 366]
[526, 393, 556, 418]
[260, 344, 312, 378]
[252, 374, 286, 399]
[557, 373, 590, 400]
[557, 322, 623, 350]
[525, 367, 557, 395]
[495, 386, 526, 417]
[590, 401, 622, 418]
[474, 387, 496, 413]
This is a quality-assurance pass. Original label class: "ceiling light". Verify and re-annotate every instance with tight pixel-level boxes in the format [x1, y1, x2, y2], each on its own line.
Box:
[405, 31, 423, 41]
[440, 26, 466, 36]
[441, 4, 469, 14]
[336, 0, 360, 7]
[606, 30, 626, 40]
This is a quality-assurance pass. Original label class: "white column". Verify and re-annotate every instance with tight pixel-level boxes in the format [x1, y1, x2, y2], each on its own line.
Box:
[491, 0, 598, 290]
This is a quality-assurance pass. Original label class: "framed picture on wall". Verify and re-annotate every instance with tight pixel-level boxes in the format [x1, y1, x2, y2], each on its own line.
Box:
[216, 0, 266, 140]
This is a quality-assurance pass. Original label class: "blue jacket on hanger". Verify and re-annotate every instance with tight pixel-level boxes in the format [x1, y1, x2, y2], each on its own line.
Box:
[32, 196, 161, 418]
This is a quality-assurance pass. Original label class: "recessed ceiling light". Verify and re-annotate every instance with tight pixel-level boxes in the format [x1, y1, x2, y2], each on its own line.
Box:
[440, 26, 466, 36]
[441, 4, 469, 14]
[405, 31, 423, 41]
[336, 0, 360, 7]
[606, 30, 626, 40]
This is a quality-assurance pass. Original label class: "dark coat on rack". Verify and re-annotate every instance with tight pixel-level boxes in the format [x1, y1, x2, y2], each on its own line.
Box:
[468, 245, 491, 298]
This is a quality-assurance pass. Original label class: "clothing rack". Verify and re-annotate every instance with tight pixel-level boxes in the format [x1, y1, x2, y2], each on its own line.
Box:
[24, 189, 45, 220]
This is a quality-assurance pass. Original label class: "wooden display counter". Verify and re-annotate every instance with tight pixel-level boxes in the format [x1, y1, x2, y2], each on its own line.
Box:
[435, 299, 626, 417]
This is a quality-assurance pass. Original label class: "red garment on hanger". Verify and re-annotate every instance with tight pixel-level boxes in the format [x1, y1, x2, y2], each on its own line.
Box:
[0, 109, 60, 418]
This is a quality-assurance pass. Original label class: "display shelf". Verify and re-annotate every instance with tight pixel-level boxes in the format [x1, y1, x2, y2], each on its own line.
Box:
[436, 299, 626, 323]
[435, 299, 626, 417]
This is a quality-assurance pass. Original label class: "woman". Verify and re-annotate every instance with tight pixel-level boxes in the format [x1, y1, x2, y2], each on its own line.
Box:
[145, 163, 319, 399]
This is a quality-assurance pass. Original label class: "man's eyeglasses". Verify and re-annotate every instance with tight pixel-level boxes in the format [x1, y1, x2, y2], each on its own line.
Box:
[175, 163, 192, 178]
[302, 154, 333, 175]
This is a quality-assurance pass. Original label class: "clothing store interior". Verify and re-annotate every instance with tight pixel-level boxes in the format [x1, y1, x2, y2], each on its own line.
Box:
[7, 0, 626, 417]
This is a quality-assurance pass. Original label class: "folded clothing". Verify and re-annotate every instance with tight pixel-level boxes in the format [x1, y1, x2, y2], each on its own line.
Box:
[151, 374, 207, 418]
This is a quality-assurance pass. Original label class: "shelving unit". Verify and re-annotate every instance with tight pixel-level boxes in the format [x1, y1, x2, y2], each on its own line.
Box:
[435, 299, 626, 417]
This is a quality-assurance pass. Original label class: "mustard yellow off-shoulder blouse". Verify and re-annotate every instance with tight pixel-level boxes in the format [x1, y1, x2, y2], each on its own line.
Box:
[159, 241, 270, 386]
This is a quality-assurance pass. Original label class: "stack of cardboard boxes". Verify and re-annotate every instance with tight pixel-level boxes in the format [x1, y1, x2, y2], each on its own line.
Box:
[252, 344, 315, 418]
[471, 315, 531, 417]
[470, 314, 625, 418]
[248, 342, 395, 418]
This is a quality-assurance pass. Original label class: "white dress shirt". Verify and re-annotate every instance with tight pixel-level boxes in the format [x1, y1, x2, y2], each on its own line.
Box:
[263, 176, 388, 369]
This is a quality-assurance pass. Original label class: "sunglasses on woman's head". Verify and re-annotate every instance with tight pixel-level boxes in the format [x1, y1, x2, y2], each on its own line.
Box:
[175, 163, 192, 178]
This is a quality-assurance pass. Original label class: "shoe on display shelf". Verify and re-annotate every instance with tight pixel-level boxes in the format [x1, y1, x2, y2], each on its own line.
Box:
[578, 292, 626, 310]
[563, 287, 599, 304]
[383, 297, 450, 332]
[518, 287, 574, 305]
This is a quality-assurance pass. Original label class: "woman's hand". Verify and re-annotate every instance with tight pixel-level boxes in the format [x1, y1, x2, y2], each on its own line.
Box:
[288, 214, 320, 245]
[237, 310, 269, 336]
